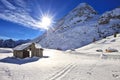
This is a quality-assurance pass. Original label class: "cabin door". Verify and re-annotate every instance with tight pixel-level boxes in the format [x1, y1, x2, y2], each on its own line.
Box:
[23, 51, 29, 58]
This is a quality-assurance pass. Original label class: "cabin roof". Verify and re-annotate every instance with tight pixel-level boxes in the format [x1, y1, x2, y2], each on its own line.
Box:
[13, 43, 32, 50]
[13, 43, 42, 50]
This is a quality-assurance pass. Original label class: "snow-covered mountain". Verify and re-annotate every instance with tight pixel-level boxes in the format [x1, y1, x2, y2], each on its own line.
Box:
[0, 39, 30, 48]
[34, 3, 120, 50]
[98, 8, 120, 24]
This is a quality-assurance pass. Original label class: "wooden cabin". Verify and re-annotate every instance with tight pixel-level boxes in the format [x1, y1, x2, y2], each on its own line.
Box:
[13, 43, 43, 59]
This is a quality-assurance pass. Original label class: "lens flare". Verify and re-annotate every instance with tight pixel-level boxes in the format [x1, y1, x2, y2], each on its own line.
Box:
[41, 16, 51, 29]
[36, 14, 54, 30]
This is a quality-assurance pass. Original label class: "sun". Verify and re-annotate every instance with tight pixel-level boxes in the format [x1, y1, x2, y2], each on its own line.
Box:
[36, 14, 54, 30]
[41, 16, 51, 28]
[37, 15, 53, 30]
[41, 17, 51, 26]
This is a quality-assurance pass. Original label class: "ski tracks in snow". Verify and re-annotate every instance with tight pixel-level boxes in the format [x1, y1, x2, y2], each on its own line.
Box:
[47, 63, 76, 80]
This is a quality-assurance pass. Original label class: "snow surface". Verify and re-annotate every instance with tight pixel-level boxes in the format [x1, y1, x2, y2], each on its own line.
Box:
[0, 35, 120, 80]
[0, 48, 12, 53]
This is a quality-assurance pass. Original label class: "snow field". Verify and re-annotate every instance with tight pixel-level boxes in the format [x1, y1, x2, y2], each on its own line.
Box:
[0, 48, 120, 80]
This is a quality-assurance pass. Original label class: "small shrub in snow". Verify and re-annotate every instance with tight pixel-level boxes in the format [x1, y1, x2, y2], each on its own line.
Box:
[56, 48, 62, 50]
[70, 48, 75, 51]
[113, 32, 119, 38]
[110, 39, 116, 42]
[96, 49, 103, 52]
[114, 33, 117, 37]
[93, 38, 96, 42]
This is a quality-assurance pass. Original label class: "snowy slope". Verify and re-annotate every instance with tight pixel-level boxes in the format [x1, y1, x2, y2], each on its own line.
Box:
[34, 3, 120, 50]
[69, 33, 120, 59]
[76, 34, 120, 52]
[0, 48, 120, 80]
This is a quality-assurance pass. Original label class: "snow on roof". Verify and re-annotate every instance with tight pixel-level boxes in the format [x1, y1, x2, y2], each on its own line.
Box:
[13, 43, 42, 50]
[13, 43, 32, 50]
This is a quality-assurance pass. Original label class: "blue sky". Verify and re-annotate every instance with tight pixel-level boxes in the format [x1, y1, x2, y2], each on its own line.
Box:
[0, 0, 120, 40]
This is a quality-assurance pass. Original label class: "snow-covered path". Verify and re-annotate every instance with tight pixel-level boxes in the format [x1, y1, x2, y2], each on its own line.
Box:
[0, 49, 120, 80]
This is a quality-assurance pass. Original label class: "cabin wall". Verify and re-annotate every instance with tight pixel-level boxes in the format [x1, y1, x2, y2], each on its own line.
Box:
[31, 49, 43, 57]
[35, 49, 43, 57]
[13, 50, 23, 58]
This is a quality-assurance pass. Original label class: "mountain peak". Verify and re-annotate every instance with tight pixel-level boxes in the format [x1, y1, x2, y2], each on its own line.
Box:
[76, 3, 97, 13]
[77, 3, 89, 8]
[34, 3, 120, 50]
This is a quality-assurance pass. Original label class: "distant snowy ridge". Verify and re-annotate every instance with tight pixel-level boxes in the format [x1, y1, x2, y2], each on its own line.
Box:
[98, 8, 120, 24]
[0, 39, 30, 48]
[33, 3, 120, 50]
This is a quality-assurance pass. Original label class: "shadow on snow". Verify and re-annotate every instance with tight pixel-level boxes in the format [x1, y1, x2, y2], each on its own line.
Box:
[0, 56, 49, 65]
